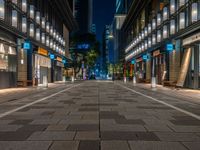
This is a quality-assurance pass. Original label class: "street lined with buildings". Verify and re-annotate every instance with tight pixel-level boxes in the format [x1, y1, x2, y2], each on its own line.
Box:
[0, 81, 199, 150]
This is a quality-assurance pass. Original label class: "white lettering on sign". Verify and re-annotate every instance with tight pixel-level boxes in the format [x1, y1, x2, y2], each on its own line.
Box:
[183, 32, 200, 46]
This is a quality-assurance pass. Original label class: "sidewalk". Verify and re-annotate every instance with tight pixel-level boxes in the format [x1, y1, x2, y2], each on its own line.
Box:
[116, 80, 200, 103]
[0, 81, 71, 104]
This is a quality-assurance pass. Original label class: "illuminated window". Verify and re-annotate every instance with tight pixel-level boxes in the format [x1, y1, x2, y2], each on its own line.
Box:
[36, 28, 40, 41]
[179, 12, 185, 29]
[170, 19, 175, 35]
[46, 36, 49, 47]
[157, 13, 161, 26]
[0, 0, 5, 19]
[148, 37, 151, 48]
[50, 26, 53, 35]
[22, 0, 27, 12]
[170, 0, 175, 14]
[41, 33, 45, 44]
[163, 7, 168, 21]
[36, 11, 40, 24]
[29, 23, 34, 37]
[152, 19, 156, 30]
[191, 3, 198, 23]
[179, 0, 186, 7]
[46, 22, 50, 33]
[152, 34, 156, 45]
[12, 10, 17, 27]
[50, 39, 53, 48]
[41, 17, 45, 29]
[148, 23, 151, 34]
[157, 30, 161, 42]
[12, 0, 17, 5]
[29, 5, 34, 19]
[22, 17, 27, 33]
[163, 25, 168, 39]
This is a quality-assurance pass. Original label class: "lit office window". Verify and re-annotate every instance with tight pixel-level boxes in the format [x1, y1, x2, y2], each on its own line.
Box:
[157, 13, 161, 26]
[22, 0, 27, 12]
[50, 26, 53, 35]
[12, 10, 17, 27]
[41, 17, 45, 29]
[179, 12, 185, 29]
[142, 43, 145, 51]
[163, 25, 168, 39]
[191, 3, 198, 23]
[36, 28, 40, 41]
[56, 33, 59, 41]
[53, 42, 56, 50]
[152, 19, 156, 30]
[163, 7, 168, 21]
[170, 0, 175, 14]
[0, 0, 5, 20]
[29, 23, 34, 37]
[170, 19, 175, 34]
[148, 23, 151, 34]
[144, 27, 148, 36]
[179, 0, 186, 7]
[36, 11, 40, 24]
[152, 34, 156, 45]
[22, 17, 27, 33]
[29, 5, 34, 19]
[41, 33, 45, 44]
[53, 30, 56, 38]
[50, 39, 53, 48]
[46, 36, 49, 47]
[46, 22, 50, 33]
[56, 44, 59, 52]
[157, 30, 161, 42]
[141, 30, 144, 39]
[148, 37, 151, 48]
[12, 0, 17, 5]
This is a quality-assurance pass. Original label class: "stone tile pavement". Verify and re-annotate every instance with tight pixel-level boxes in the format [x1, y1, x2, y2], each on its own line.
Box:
[0, 81, 199, 150]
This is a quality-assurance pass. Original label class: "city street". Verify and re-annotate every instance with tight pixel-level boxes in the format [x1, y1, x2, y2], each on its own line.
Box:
[0, 81, 199, 150]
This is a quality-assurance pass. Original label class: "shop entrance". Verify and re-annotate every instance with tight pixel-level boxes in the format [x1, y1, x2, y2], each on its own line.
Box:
[185, 44, 200, 89]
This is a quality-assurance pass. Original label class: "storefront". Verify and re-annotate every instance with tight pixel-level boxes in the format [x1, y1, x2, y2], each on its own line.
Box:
[0, 42, 17, 88]
[152, 49, 166, 85]
[34, 47, 51, 86]
[54, 56, 64, 82]
[136, 57, 146, 82]
[177, 32, 200, 89]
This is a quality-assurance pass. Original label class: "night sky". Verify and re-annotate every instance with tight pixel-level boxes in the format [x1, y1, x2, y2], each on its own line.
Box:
[93, 0, 116, 42]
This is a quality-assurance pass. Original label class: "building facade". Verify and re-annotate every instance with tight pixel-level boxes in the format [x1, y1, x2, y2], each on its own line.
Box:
[123, 0, 200, 89]
[0, 0, 77, 89]
[74, 0, 93, 34]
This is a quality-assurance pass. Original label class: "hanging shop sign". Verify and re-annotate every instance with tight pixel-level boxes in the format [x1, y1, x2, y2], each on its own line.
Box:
[183, 32, 200, 46]
[131, 60, 135, 64]
[153, 50, 160, 57]
[56, 56, 62, 62]
[23, 42, 31, 50]
[166, 44, 174, 51]
[38, 47, 48, 56]
[49, 54, 55, 60]
[142, 55, 148, 60]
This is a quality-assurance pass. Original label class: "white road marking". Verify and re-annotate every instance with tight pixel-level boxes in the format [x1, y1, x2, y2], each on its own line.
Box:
[117, 83, 200, 120]
[0, 84, 82, 119]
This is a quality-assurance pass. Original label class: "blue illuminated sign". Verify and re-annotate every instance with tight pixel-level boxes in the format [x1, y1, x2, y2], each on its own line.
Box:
[166, 44, 174, 51]
[77, 44, 90, 50]
[50, 54, 55, 59]
[23, 42, 31, 49]
[131, 60, 135, 64]
[143, 55, 148, 60]
[62, 59, 66, 64]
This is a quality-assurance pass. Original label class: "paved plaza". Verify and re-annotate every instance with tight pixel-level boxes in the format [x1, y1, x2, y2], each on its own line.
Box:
[0, 81, 200, 150]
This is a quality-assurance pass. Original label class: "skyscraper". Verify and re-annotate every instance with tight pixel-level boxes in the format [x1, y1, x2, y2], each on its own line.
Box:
[74, 0, 93, 34]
